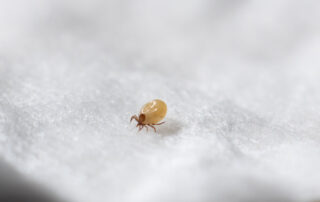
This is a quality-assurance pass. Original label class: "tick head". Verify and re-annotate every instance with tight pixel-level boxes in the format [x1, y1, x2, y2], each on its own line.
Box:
[138, 114, 146, 123]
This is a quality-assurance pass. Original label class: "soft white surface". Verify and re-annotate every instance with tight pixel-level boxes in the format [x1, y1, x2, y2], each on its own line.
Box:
[1, 1, 320, 202]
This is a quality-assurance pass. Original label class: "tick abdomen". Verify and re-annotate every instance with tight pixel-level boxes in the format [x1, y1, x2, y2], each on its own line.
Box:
[140, 99, 167, 124]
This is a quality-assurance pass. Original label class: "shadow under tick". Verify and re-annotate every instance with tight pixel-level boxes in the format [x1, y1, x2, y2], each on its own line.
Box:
[157, 118, 182, 136]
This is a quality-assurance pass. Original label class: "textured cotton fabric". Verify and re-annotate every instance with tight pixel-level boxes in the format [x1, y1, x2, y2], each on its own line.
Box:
[0, 1, 320, 202]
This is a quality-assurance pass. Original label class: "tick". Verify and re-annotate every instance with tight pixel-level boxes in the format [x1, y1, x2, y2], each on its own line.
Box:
[130, 99, 167, 132]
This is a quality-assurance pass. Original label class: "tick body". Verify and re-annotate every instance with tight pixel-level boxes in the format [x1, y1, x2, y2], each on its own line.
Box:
[130, 99, 167, 132]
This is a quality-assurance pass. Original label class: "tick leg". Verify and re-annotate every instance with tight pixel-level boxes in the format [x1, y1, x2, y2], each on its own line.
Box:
[130, 115, 138, 123]
[143, 125, 148, 132]
[149, 124, 157, 133]
[154, 122, 165, 125]
[138, 125, 143, 132]
[130, 116, 135, 122]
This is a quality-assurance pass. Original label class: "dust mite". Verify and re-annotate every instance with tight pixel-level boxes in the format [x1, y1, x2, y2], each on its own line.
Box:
[130, 99, 167, 132]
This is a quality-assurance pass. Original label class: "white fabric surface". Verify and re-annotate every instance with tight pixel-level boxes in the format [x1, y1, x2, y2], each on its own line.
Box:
[1, 1, 320, 202]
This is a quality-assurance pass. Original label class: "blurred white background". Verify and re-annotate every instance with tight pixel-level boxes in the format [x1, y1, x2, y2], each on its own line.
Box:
[0, 0, 320, 202]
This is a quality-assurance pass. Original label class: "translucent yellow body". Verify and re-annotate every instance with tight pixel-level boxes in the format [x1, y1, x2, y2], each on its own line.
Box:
[140, 99, 167, 124]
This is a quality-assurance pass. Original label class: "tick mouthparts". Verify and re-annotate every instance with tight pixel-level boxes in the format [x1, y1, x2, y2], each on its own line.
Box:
[139, 114, 146, 122]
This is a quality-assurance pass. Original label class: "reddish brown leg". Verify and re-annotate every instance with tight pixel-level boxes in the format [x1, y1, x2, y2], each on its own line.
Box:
[130, 115, 139, 123]
[148, 124, 157, 132]
[138, 125, 143, 131]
